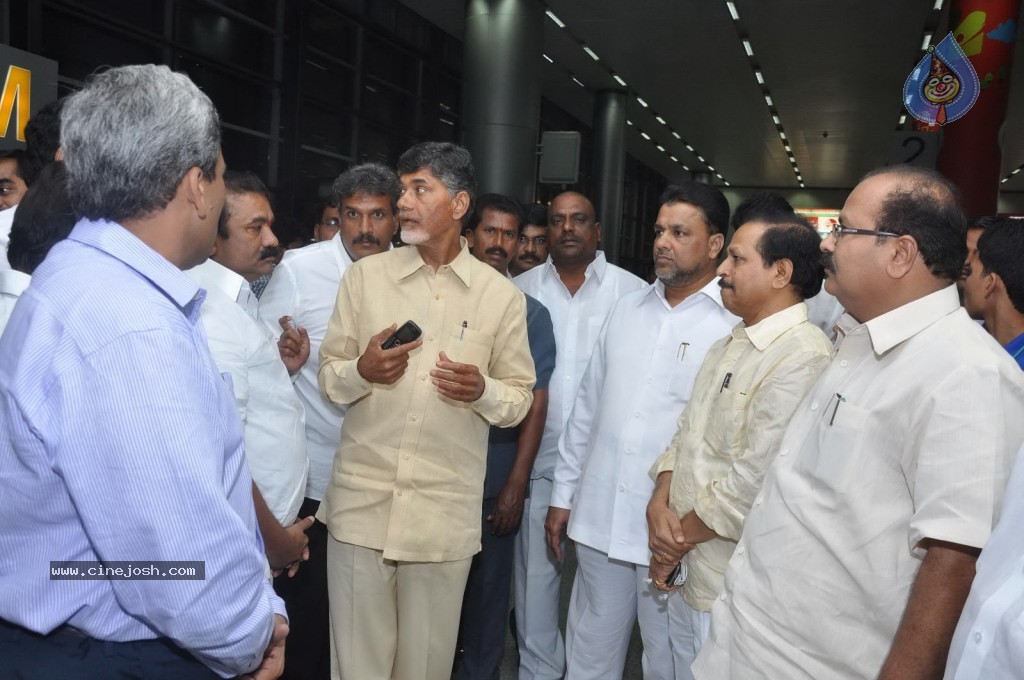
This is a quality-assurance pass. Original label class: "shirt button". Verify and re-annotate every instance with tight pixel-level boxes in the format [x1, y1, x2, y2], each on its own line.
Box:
[428, 335, 435, 342]
[810, 402, 819, 411]
[434, 294, 440, 300]
[617, 484, 625, 492]
[633, 412, 640, 418]
[396, 490, 403, 496]
[720, 592, 728, 602]
[404, 454, 410, 460]
[625, 448, 633, 455]
[756, 496, 763, 505]
[737, 546, 745, 555]
[410, 415, 418, 422]
[420, 374, 427, 381]
[840, 360, 848, 367]
[974, 631, 983, 643]
[780, 448, 789, 457]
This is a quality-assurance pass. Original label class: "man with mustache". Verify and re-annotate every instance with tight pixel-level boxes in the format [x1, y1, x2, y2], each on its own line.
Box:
[455, 193, 556, 680]
[510, 203, 550, 276]
[513, 191, 646, 680]
[693, 166, 1024, 680]
[258, 162, 400, 680]
[187, 169, 313, 588]
[645, 205, 831, 678]
[546, 183, 738, 680]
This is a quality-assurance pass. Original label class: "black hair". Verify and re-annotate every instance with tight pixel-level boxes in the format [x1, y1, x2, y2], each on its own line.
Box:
[7, 161, 75, 274]
[524, 203, 548, 228]
[465, 193, 525, 234]
[22, 98, 65, 186]
[976, 218, 1024, 315]
[730, 191, 794, 230]
[218, 170, 271, 238]
[397, 142, 477, 212]
[749, 216, 824, 300]
[658, 182, 730, 235]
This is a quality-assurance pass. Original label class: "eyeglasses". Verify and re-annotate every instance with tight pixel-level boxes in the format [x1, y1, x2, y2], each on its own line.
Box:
[319, 218, 341, 228]
[831, 221, 900, 242]
[519, 235, 548, 246]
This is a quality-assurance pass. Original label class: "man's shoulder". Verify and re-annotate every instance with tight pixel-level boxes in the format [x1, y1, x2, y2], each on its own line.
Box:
[602, 261, 647, 290]
[278, 239, 346, 276]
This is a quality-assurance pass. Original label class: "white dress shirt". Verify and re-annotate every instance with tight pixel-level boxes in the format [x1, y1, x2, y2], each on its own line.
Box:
[514, 252, 646, 479]
[0, 204, 16, 270]
[257, 233, 354, 501]
[0, 266, 30, 334]
[946, 444, 1024, 680]
[188, 258, 308, 526]
[551, 278, 737, 566]
[694, 285, 1024, 680]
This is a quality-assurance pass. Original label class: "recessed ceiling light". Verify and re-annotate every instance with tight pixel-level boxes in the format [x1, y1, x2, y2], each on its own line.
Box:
[779, 131, 787, 141]
[724, 181, 731, 187]
[640, 131, 651, 140]
[772, 115, 781, 125]
[743, 40, 754, 57]
[656, 145, 665, 152]
[799, 182, 805, 188]
[922, 32, 933, 50]
[656, 116, 666, 125]
[626, 119, 633, 126]
[571, 76, 585, 88]
[707, 165, 715, 172]
[546, 10, 565, 28]
[899, 114, 907, 125]
[933, 0, 943, 9]
[613, 75, 627, 87]
[764, 95, 773, 106]
[542, 54, 554, 63]
[697, 155, 705, 162]
[682, 165, 690, 171]
[685, 144, 695, 152]
[716, 173, 724, 180]
[637, 97, 649, 108]
[672, 131, 681, 139]
[755, 70, 764, 85]
[582, 46, 600, 61]
[784, 144, 792, 152]
[670, 156, 679, 162]
[727, 2, 740, 21]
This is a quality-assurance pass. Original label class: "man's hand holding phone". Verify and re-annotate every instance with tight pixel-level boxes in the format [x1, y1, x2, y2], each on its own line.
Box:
[357, 322, 423, 385]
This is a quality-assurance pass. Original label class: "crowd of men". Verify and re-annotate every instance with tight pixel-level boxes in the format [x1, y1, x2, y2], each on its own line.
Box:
[1, 63, 1023, 680]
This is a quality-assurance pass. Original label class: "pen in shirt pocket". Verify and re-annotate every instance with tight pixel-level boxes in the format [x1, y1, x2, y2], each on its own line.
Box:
[460, 320, 467, 341]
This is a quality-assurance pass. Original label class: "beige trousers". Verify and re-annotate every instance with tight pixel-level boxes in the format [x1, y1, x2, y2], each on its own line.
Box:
[326, 536, 472, 680]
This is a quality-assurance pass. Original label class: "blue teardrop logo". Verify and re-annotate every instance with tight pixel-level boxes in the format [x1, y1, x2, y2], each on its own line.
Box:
[903, 32, 980, 126]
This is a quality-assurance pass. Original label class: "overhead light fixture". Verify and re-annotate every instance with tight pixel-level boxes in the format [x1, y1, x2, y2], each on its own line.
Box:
[922, 32, 933, 50]
[656, 116, 666, 125]
[656, 145, 666, 152]
[772, 115, 781, 125]
[764, 95, 773, 106]
[933, 0, 943, 10]
[716, 173, 724, 180]
[790, 157, 797, 165]
[685, 144, 695, 152]
[727, 2, 740, 21]
[796, 174, 802, 181]
[799, 182, 805, 188]
[626, 119, 633, 126]
[724, 180, 731, 187]
[670, 155, 679, 162]
[582, 45, 600, 61]
[697, 155, 706, 162]
[542, 54, 554, 63]
[546, 10, 565, 28]
[637, 97, 649, 108]
[1013, 168, 1022, 175]
[708, 165, 716, 172]
[779, 131, 787, 141]
[671, 131, 681, 139]
[899, 114, 907, 125]
[571, 76, 585, 88]
[613, 74, 627, 87]
[682, 165, 690, 171]
[640, 131, 651, 140]
[1001, 178, 1009, 184]
[784, 144, 792, 152]
[743, 40, 754, 57]
[755, 70, 765, 85]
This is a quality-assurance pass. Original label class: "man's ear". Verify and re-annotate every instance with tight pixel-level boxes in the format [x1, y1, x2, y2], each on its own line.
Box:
[772, 258, 795, 290]
[887, 235, 919, 279]
[451, 191, 471, 221]
[708, 233, 725, 260]
[464, 228, 475, 250]
[595, 221, 602, 247]
[182, 166, 210, 220]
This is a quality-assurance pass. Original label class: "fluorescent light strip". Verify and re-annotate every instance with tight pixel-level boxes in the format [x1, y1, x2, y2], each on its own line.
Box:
[672, 131, 681, 139]
[799, 182, 805, 188]
[685, 144, 695, 152]
[637, 97, 648, 108]
[1013, 168, 1022, 175]
[682, 165, 690, 171]
[613, 75, 627, 87]
[657, 145, 665, 152]
[583, 46, 600, 61]
[697, 155, 706, 162]
[626, 119, 633, 126]
[640, 132, 651, 140]
[716, 173, 724, 179]
[765, 95, 773, 106]
[743, 40, 754, 57]
[899, 114, 907, 125]
[707, 165, 716, 172]
[779, 131, 787, 141]
[543, 54, 554, 63]
[571, 76, 585, 88]
[670, 156, 678, 162]
[656, 116, 666, 125]
[727, 2, 740, 21]
[772, 115, 781, 125]
[755, 70, 764, 85]
[724, 181, 731, 187]
[922, 32, 933, 50]
[546, 10, 565, 28]
[933, 0, 943, 9]
[784, 144, 792, 152]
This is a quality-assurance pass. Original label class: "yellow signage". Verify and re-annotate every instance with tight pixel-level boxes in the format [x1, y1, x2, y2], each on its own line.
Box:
[0, 66, 31, 143]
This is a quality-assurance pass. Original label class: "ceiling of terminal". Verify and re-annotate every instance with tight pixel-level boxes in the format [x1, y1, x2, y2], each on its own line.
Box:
[399, 0, 1024, 193]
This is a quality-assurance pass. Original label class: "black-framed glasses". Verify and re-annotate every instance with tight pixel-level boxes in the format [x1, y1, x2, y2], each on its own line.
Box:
[831, 221, 900, 242]
[319, 218, 341, 228]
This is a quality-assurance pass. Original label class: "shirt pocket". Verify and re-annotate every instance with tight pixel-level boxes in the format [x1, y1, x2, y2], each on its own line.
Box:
[447, 325, 494, 374]
[805, 397, 869, 493]
[702, 387, 749, 453]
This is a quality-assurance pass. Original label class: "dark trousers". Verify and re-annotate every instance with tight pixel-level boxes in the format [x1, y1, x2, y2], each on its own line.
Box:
[0, 618, 217, 679]
[454, 496, 516, 680]
[273, 496, 331, 680]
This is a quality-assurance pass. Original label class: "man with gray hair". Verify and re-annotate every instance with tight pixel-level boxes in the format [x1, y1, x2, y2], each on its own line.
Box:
[0, 65, 287, 678]
[258, 162, 401, 680]
[317, 141, 536, 680]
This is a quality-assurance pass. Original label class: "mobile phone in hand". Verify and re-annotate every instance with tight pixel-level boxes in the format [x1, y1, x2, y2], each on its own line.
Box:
[381, 320, 422, 349]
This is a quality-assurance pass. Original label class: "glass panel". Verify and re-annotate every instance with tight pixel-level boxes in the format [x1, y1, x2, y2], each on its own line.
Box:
[83, 0, 165, 33]
[300, 104, 353, 158]
[177, 56, 274, 131]
[360, 82, 415, 131]
[176, 0, 275, 76]
[40, 7, 164, 83]
[221, 127, 272, 181]
[301, 58, 355, 112]
[363, 34, 418, 93]
[305, 2, 358, 65]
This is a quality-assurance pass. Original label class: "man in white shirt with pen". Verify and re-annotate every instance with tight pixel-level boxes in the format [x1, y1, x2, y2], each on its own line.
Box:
[513, 190, 646, 680]
[545, 183, 737, 679]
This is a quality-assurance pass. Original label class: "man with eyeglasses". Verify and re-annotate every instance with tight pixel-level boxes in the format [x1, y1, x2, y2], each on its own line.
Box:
[258, 162, 400, 679]
[314, 196, 343, 243]
[693, 166, 1024, 680]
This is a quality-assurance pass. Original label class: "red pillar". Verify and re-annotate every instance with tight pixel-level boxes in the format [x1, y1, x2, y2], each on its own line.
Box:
[935, 0, 1020, 217]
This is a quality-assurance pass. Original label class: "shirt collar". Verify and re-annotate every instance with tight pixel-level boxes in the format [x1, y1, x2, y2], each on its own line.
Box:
[648, 276, 727, 311]
[395, 236, 474, 287]
[738, 301, 810, 351]
[541, 250, 608, 285]
[330, 231, 355, 268]
[0, 267, 31, 297]
[186, 257, 248, 302]
[862, 284, 961, 355]
[68, 218, 201, 311]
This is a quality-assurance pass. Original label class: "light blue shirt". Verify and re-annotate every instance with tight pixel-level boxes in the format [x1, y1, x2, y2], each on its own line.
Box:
[0, 219, 284, 678]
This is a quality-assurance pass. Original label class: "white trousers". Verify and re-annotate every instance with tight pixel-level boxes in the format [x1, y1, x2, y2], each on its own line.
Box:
[513, 477, 566, 680]
[564, 542, 673, 680]
[667, 593, 711, 680]
[326, 537, 472, 680]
